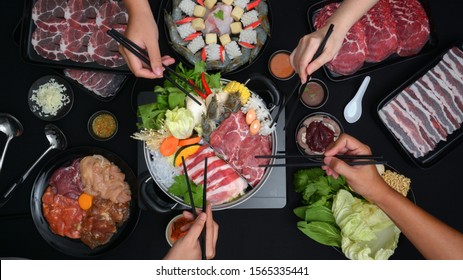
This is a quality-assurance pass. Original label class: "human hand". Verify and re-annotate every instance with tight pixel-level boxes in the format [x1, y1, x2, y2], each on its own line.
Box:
[290, 25, 345, 84]
[322, 133, 387, 201]
[120, 4, 175, 79]
[163, 204, 219, 260]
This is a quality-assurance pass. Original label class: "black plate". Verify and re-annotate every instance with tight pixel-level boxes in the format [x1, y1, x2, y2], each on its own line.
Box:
[20, 0, 130, 73]
[307, 0, 437, 82]
[158, 0, 272, 75]
[28, 75, 74, 121]
[30, 147, 140, 257]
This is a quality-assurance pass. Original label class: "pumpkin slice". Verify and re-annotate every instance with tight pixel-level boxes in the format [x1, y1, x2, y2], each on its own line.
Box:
[174, 144, 202, 167]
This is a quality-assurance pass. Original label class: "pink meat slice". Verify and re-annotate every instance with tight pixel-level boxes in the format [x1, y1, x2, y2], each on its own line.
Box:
[65, 0, 107, 33]
[361, 0, 398, 62]
[96, 0, 128, 32]
[32, 0, 68, 33]
[31, 28, 66, 61]
[64, 69, 127, 98]
[88, 28, 126, 67]
[204, 3, 234, 36]
[60, 26, 93, 63]
[49, 158, 83, 200]
[389, 0, 430, 56]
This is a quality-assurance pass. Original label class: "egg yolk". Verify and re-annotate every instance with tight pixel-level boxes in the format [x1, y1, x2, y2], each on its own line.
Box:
[249, 119, 261, 135]
[246, 109, 257, 125]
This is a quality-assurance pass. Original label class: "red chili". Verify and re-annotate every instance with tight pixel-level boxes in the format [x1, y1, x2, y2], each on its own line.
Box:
[219, 45, 225, 63]
[201, 72, 212, 95]
[239, 41, 256, 49]
[176, 17, 195, 25]
[201, 47, 207, 61]
[247, 0, 261, 10]
[197, 0, 204, 6]
[183, 32, 202, 42]
[244, 20, 261, 30]
[189, 79, 207, 99]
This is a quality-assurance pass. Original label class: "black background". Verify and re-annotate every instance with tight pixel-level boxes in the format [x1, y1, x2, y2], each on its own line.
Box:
[1, 0, 462, 260]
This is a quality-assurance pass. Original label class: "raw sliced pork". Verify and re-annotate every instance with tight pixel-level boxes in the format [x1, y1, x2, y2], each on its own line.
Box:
[209, 111, 271, 186]
[64, 69, 127, 98]
[31, 28, 66, 61]
[32, 0, 68, 33]
[64, 0, 106, 33]
[183, 146, 248, 205]
[60, 26, 93, 63]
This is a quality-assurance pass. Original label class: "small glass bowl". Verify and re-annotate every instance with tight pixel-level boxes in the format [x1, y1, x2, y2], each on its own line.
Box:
[268, 50, 296, 81]
[166, 214, 191, 247]
[87, 110, 118, 141]
[299, 78, 329, 109]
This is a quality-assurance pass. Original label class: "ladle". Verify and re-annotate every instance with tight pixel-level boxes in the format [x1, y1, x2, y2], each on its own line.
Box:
[0, 113, 23, 174]
[0, 124, 67, 208]
[343, 76, 371, 124]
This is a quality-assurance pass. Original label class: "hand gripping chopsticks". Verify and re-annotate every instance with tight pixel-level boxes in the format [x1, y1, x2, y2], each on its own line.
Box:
[106, 29, 204, 106]
[256, 153, 386, 168]
[277, 24, 335, 130]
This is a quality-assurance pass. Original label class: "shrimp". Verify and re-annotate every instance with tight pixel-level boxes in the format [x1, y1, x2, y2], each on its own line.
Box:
[164, 11, 187, 46]
[171, 0, 183, 21]
[223, 47, 251, 73]
[250, 26, 268, 62]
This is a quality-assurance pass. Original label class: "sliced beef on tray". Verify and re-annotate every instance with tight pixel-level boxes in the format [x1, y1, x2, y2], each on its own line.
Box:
[64, 69, 127, 98]
[60, 27, 93, 63]
[32, 0, 68, 33]
[31, 28, 66, 61]
[64, 0, 105, 33]
[361, 0, 398, 62]
[209, 111, 271, 187]
[314, 3, 366, 76]
[96, 0, 128, 32]
[378, 47, 463, 159]
[88, 28, 126, 67]
[183, 146, 248, 205]
[389, 0, 430, 57]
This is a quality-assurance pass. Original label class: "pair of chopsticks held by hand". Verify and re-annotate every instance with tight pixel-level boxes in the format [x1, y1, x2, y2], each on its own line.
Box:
[256, 154, 386, 168]
[107, 29, 204, 106]
[181, 156, 208, 260]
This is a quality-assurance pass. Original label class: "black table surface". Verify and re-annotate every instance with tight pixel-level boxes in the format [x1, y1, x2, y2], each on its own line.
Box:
[1, 0, 463, 260]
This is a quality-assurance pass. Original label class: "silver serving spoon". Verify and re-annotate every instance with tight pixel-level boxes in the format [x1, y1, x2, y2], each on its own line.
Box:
[0, 124, 67, 208]
[344, 76, 371, 124]
[0, 113, 24, 174]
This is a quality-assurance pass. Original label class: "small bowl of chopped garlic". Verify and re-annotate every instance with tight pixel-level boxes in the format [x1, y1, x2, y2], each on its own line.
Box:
[28, 75, 74, 121]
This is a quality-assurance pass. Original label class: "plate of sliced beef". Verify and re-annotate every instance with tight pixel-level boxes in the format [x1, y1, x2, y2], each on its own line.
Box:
[377, 43, 463, 168]
[307, 0, 437, 81]
[20, 0, 130, 72]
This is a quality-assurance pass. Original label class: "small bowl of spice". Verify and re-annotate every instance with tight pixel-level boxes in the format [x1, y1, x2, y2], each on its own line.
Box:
[166, 214, 194, 247]
[268, 50, 295, 81]
[299, 78, 329, 109]
[28, 75, 74, 121]
[88, 110, 118, 141]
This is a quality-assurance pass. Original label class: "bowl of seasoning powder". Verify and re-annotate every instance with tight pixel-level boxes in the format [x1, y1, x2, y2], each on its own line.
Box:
[88, 110, 118, 141]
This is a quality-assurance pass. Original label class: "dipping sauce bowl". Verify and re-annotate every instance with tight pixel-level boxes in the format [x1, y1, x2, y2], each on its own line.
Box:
[299, 78, 329, 109]
[88, 110, 118, 141]
[268, 50, 295, 80]
[166, 214, 194, 247]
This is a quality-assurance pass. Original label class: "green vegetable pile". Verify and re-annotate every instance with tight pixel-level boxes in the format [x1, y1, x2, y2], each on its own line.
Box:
[168, 174, 204, 207]
[293, 168, 401, 260]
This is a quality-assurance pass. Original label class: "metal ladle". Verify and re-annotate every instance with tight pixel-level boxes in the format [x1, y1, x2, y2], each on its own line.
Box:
[0, 124, 67, 208]
[0, 113, 24, 174]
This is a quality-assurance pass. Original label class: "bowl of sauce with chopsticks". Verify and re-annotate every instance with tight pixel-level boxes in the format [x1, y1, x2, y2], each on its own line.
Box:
[299, 78, 329, 109]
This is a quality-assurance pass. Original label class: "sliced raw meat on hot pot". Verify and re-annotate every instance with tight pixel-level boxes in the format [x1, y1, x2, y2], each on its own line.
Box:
[49, 158, 83, 200]
[389, 0, 430, 57]
[64, 0, 106, 33]
[96, 0, 128, 32]
[64, 69, 127, 98]
[209, 111, 271, 187]
[361, 0, 397, 62]
[88, 28, 126, 67]
[31, 28, 66, 61]
[32, 0, 68, 33]
[204, 3, 234, 36]
[183, 146, 248, 205]
[60, 27, 93, 63]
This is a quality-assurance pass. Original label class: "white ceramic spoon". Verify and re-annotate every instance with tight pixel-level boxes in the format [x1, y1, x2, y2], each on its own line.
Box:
[344, 76, 371, 123]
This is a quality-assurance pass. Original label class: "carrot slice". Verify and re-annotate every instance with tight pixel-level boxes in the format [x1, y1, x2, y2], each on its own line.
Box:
[78, 193, 93, 211]
[178, 136, 201, 147]
[160, 136, 179, 156]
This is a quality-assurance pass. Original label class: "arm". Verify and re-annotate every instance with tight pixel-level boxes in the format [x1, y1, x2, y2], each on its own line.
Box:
[290, 0, 379, 83]
[323, 133, 463, 259]
[122, 0, 175, 79]
[163, 204, 219, 260]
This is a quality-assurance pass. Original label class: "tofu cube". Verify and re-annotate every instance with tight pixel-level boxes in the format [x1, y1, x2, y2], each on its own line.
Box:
[205, 33, 217, 44]
[204, 0, 217, 9]
[193, 5, 206, 17]
[231, 6, 244, 21]
[221, 0, 233, 5]
[230, 22, 242, 34]
[219, 34, 231, 46]
[191, 18, 205, 31]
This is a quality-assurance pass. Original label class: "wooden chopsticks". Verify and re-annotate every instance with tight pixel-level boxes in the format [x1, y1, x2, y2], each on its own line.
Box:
[106, 29, 204, 106]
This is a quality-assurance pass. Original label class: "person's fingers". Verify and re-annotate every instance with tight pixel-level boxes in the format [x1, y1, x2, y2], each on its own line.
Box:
[119, 45, 159, 79]
[323, 156, 352, 179]
[324, 134, 372, 157]
[305, 50, 332, 76]
[297, 38, 318, 84]
[161, 55, 176, 66]
[204, 204, 216, 259]
[146, 41, 164, 77]
[182, 212, 206, 243]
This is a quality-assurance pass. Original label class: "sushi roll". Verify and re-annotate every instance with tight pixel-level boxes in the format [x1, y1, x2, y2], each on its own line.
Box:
[178, 0, 196, 16]
[205, 43, 222, 61]
[225, 41, 242, 60]
[233, 0, 250, 9]
[177, 23, 196, 39]
[239, 29, 257, 44]
[187, 36, 205, 54]
[241, 10, 259, 27]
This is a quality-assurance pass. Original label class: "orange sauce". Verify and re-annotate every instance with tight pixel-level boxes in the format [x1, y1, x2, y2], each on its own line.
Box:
[269, 52, 295, 79]
[92, 113, 117, 139]
[170, 216, 193, 243]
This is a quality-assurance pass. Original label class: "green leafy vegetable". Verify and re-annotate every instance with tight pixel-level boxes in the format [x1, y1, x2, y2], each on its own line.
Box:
[213, 10, 224, 20]
[169, 174, 203, 207]
[297, 221, 341, 247]
[165, 107, 195, 139]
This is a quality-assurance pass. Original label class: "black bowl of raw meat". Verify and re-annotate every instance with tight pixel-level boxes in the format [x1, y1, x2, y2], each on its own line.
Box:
[30, 146, 140, 257]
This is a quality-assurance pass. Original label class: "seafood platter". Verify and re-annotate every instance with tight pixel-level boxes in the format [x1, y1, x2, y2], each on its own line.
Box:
[132, 62, 284, 210]
[162, 0, 271, 73]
